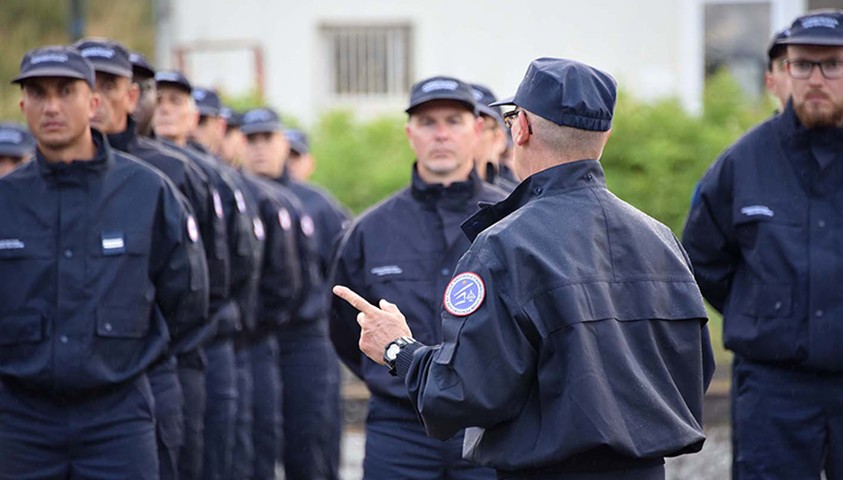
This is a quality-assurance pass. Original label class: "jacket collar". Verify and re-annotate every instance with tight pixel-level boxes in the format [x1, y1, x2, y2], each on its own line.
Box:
[779, 100, 843, 171]
[409, 162, 482, 208]
[461, 159, 605, 241]
[36, 128, 114, 181]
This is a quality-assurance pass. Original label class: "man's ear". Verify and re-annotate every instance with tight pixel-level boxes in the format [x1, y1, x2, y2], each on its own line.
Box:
[126, 81, 140, 112]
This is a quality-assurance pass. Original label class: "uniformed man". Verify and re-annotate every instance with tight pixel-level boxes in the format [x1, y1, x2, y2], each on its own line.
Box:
[73, 37, 225, 480]
[284, 128, 315, 182]
[683, 10, 843, 479]
[335, 58, 715, 480]
[0, 122, 34, 176]
[129, 51, 157, 137]
[0, 45, 209, 478]
[470, 83, 518, 192]
[220, 107, 247, 168]
[766, 28, 792, 111]
[154, 73, 255, 480]
[240, 106, 343, 480]
[330, 76, 504, 480]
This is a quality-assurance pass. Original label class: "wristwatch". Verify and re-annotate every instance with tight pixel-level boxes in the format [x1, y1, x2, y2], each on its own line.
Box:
[384, 336, 417, 376]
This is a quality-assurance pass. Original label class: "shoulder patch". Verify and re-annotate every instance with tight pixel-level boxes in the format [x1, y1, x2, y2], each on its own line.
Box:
[234, 189, 247, 213]
[186, 215, 200, 242]
[301, 215, 315, 237]
[278, 208, 292, 231]
[443, 272, 485, 316]
[253, 217, 266, 240]
[212, 190, 224, 219]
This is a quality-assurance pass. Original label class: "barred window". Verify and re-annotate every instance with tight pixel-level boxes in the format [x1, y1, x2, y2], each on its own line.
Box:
[322, 25, 413, 97]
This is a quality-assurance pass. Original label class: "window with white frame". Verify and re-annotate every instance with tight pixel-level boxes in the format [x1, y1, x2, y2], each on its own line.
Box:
[322, 24, 413, 98]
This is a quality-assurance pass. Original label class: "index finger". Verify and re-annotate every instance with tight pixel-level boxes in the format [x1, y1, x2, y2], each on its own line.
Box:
[333, 285, 380, 315]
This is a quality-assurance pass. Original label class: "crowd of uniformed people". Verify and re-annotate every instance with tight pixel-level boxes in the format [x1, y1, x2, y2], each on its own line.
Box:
[2, 7, 843, 480]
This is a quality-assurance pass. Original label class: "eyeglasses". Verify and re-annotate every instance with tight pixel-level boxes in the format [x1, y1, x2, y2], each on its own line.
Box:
[502, 109, 533, 134]
[785, 59, 843, 80]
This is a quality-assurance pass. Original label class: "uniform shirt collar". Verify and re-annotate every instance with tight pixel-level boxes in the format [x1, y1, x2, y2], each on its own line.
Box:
[461, 159, 605, 241]
[409, 162, 481, 207]
[36, 128, 115, 181]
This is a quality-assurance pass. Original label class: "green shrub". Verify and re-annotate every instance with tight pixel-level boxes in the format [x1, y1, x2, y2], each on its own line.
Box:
[311, 70, 771, 235]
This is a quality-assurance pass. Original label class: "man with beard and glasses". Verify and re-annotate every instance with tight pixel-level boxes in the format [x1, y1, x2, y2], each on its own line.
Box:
[683, 10, 843, 480]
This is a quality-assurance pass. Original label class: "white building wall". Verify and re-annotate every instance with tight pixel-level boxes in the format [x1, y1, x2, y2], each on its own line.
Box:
[160, 0, 791, 125]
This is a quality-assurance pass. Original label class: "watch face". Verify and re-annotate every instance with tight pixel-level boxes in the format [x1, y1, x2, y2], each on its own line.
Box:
[385, 343, 402, 361]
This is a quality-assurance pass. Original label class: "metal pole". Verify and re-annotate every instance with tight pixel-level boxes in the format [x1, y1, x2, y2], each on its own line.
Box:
[69, 0, 86, 42]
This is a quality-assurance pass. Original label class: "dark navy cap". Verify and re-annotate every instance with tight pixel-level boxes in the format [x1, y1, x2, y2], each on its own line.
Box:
[492, 57, 616, 132]
[285, 129, 309, 155]
[193, 87, 222, 116]
[11, 45, 95, 88]
[767, 28, 791, 62]
[74, 38, 132, 78]
[779, 10, 843, 47]
[155, 70, 192, 94]
[129, 51, 156, 80]
[221, 107, 242, 128]
[406, 76, 477, 114]
[240, 107, 283, 135]
[471, 83, 503, 125]
[0, 123, 35, 157]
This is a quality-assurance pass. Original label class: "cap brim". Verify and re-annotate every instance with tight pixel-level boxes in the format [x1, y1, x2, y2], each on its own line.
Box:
[0, 145, 34, 157]
[489, 95, 516, 107]
[156, 80, 191, 94]
[241, 123, 283, 135]
[197, 106, 221, 117]
[132, 64, 156, 80]
[11, 67, 90, 85]
[88, 60, 132, 78]
[288, 139, 308, 155]
[405, 94, 476, 114]
[477, 104, 502, 120]
[779, 35, 843, 46]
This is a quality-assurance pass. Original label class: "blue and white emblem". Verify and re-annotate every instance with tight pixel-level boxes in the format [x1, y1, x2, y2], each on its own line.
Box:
[443, 272, 485, 316]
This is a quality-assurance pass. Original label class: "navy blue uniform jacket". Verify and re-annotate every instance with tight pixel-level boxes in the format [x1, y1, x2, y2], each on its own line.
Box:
[394, 160, 714, 471]
[275, 171, 349, 327]
[330, 167, 506, 399]
[0, 131, 209, 395]
[682, 102, 843, 371]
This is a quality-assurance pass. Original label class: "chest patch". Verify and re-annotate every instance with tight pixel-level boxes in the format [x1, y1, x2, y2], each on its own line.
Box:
[371, 265, 403, 277]
[0, 239, 25, 250]
[101, 232, 126, 255]
[740, 205, 774, 218]
[444, 272, 485, 316]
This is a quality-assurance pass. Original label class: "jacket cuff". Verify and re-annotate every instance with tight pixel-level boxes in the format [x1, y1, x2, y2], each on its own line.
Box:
[394, 341, 424, 379]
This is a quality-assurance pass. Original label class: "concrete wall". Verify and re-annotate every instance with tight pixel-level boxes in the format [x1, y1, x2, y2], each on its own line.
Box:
[159, 0, 797, 125]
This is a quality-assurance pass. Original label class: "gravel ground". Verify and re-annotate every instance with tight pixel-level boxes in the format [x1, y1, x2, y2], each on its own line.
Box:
[335, 425, 732, 480]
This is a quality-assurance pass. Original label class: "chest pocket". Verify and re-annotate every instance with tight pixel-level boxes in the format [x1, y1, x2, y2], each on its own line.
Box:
[364, 258, 436, 286]
[90, 230, 153, 309]
[0, 234, 52, 320]
[732, 199, 803, 251]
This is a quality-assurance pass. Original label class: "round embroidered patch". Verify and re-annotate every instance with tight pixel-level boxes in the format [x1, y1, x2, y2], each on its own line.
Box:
[253, 217, 265, 240]
[301, 215, 315, 237]
[443, 272, 485, 316]
[213, 190, 224, 219]
[278, 208, 292, 231]
[234, 189, 247, 213]
[186, 215, 200, 242]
